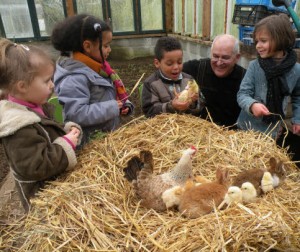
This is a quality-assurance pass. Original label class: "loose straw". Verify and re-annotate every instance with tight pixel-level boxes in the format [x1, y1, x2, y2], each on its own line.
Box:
[121, 73, 145, 101]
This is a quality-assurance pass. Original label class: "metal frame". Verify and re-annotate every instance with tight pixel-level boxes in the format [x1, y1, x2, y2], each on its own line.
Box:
[27, 0, 41, 39]
[0, 0, 166, 41]
[0, 0, 67, 42]
[136, 0, 166, 35]
[106, 0, 139, 35]
[0, 13, 6, 38]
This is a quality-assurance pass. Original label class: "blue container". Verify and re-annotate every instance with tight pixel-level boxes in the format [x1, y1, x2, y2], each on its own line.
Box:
[235, 0, 296, 13]
[232, 5, 273, 25]
[295, 39, 300, 48]
[238, 25, 255, 42]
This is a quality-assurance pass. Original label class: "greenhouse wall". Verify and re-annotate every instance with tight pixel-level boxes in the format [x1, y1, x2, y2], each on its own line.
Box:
[0, 0, 299, 62]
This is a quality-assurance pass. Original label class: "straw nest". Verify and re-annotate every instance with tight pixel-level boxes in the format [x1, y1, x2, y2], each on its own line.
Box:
[1, 114, 300, 251]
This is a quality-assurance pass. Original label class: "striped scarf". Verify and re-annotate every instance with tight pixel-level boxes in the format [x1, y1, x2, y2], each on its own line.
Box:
[73, 52, 129, 103]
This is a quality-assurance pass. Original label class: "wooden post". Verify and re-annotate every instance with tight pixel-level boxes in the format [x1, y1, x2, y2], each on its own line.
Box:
[65, 0, 75, 17]
[224, 0, 228, 33]
[202, 0, 211, 40]
[194, 0, 197, 36]
[182, 0, 185, 34]
[165, 0, 174, 33]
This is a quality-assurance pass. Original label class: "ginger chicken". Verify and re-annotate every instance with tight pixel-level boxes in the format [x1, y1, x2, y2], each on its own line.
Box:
[123, 146, 197, 211]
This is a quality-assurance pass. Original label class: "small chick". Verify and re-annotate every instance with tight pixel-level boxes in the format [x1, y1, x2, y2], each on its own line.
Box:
[161, 185, 183, 208]
[261, 171, 274, 193]
[241, 182, 257, 203]
[218, 186, 243, 209]
[177, 79, 199, 103]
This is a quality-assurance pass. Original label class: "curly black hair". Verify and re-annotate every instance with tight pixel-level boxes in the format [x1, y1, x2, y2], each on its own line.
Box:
[154, 36, 182, 61]
[51, 14, 111, 57]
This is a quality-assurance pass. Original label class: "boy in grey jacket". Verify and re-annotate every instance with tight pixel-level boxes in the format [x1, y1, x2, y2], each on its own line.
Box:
[142, 37, 201, 118]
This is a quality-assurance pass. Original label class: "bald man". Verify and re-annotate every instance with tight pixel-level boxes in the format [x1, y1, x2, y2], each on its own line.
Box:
[183, 34, 246, 129]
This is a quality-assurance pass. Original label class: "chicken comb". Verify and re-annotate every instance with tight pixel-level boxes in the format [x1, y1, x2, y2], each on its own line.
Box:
[190, 145, 197, 151]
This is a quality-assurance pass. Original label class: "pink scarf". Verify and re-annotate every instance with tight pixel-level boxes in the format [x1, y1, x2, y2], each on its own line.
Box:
[8, 95, 45, 116]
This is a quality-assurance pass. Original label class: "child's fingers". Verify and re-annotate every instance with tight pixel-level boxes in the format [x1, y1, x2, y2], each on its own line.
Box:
[117, 100, 123, 109]
[292, 124, 300, 135]
[66, 129, 80, 140]
[189, 93, 198, 102]
[121, 107, 129, 115]
[261, 105, 270, 115]
[252, 103, 270, 117]
[70, 127, 80, 135]
[173, 99, 190, 111]
[173, 88, 179, 97]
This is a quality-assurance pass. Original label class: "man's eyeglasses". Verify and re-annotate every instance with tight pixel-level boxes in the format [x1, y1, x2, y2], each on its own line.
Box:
[211, 55, 233, 64]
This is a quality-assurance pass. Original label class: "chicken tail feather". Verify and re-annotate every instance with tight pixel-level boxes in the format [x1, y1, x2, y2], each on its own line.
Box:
[140, 150, 154, 172]
[123, 156, 144, 181]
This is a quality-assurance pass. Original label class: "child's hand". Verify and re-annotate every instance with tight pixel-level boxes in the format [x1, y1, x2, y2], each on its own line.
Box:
[117, 99, 130, 115]
[64, 127, 80, 146]
[172, 96, 190, 111]
[190, 93, 199, 102]
[117, 100, 123, 109]
[292, 124, 300, 135]
[250, 102, 270, 117]
[120, 107, 129, 115]
[70, 127, 81, 136]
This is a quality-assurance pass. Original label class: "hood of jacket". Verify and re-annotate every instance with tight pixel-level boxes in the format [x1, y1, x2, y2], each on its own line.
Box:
[0, 100, 41, 138]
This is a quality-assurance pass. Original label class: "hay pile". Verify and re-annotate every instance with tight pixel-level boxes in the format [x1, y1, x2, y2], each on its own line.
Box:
[1, 114, 300, 251]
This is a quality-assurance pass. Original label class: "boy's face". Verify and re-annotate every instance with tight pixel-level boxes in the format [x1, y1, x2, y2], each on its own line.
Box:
[154, 49, 183, 81]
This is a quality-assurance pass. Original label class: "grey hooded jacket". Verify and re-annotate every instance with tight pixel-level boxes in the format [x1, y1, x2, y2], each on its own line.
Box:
[54, 57, 133, 145]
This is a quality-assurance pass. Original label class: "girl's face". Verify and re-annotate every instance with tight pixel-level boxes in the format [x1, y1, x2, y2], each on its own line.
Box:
[154, 50, 183, 81]
[87, 31, 112, 63]
[255, 29, 283, 58]
[24, 63, 55, 105]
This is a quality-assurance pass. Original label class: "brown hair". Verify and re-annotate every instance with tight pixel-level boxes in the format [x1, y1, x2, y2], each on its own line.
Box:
[0, 38, 54, 92]
[253, 14, 295, 52]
